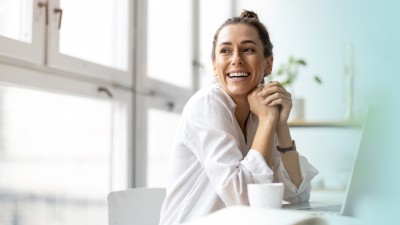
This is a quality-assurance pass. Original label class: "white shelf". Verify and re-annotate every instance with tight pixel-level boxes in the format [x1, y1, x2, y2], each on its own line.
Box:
[288, 121, 361, 128]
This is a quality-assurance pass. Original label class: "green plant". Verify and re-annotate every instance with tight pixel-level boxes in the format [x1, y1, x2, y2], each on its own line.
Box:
[269, 55, 322, 88]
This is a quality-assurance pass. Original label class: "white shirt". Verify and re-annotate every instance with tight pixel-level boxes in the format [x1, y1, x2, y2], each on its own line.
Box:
[159, 85, 318, 225]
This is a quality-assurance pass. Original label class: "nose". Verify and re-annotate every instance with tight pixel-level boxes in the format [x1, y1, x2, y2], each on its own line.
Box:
[231, 51, 244, 66]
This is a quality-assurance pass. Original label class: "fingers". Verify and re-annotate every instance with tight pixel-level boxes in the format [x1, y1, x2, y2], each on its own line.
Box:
[249, 81, 293, 109]
[257, 81, 292, 106]
[248, 85, 264, 98]
[267, 98, 293, 108]
[266, 81, 283, 89]
[262, 92, 292, 106]
[258, 81, 291, 98]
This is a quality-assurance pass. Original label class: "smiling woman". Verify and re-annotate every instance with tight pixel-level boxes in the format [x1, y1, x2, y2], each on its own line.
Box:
[158, 10, 318, 225]
[212, 23, 272, 98]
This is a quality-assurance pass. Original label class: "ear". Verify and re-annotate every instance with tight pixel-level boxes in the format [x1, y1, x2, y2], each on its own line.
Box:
[264, 55, 274, 76]
[212, 60, 217, 76]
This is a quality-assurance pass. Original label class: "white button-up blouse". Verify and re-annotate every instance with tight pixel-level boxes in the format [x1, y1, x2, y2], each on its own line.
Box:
[159, 84, 318, 225]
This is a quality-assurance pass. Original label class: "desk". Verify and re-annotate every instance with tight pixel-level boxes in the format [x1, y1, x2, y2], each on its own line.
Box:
[183, 205, 362, 225]
[282, 190, 362, 225]
[310, 190, 346, 202]
[284, 190, 345, 211]
[184, 190, 362, 225]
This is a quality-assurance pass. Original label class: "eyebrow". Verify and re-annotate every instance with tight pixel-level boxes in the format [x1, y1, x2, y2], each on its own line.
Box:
[218, 40, 257, 46]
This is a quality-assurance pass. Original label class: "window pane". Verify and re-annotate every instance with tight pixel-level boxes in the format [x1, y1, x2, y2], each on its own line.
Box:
[0, 85, 126, 225]
[147, 0, 193, 88]
[0, 0, 32, 43]
[147, 108, 181, 187]
[199, 0, 232, 88]
[59, 0, 129, 71]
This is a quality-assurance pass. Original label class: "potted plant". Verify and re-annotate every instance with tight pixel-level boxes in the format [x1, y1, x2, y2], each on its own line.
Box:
[267, 55, 322, 121]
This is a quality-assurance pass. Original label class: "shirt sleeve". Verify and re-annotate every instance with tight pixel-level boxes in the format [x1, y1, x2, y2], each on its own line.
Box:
[182, 93, 274, 206]
[272, 150, 319, 203]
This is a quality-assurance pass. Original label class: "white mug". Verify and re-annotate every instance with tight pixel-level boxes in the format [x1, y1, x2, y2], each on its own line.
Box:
[247, 183, 284, 209]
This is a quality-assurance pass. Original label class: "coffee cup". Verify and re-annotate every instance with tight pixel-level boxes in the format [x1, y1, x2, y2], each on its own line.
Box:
[247, 183, 284, 209]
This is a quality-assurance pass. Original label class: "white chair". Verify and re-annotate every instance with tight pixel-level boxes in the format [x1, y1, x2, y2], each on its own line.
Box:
[108, 188, 166, 225]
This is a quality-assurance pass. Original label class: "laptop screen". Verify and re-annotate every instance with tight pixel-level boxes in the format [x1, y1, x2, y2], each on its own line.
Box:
[341, 106, 397, 220]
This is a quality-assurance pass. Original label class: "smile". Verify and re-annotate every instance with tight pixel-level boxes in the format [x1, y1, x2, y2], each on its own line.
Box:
[228, 72, 250, 78]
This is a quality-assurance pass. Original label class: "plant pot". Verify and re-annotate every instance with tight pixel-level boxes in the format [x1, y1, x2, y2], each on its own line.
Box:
[289, 98, 305, 122]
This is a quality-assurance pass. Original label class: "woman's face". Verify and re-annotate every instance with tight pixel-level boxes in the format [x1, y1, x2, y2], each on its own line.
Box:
[213, 24, 272, 99]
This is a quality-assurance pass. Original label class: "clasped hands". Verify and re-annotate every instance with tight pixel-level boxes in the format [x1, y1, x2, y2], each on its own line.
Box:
[247, 81, 292, 125]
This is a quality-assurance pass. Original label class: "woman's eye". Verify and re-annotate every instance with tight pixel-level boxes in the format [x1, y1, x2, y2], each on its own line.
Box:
[243, 48, 255, 53]
[220, 48, 231, 54]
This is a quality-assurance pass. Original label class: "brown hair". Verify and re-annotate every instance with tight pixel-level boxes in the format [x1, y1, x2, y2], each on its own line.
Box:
[211, 10, 273, 60]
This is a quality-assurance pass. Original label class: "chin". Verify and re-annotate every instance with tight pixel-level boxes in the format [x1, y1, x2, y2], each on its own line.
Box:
[227, 87, 253, 97]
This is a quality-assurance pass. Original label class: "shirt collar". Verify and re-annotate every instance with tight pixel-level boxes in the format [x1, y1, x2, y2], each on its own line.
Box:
[213, 83, 237, 111]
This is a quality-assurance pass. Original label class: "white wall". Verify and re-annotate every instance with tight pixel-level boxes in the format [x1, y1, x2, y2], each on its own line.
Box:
[237, 0, 398, 120]
[232, 0, 399, 190]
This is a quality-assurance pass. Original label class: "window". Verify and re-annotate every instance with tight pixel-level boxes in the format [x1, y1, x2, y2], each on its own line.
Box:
[135, 0, 235, 187]
[0, 0, 32, 43]
[58, 0, 129, 71]
[0, 0, 133, 224]
[47, 0, 132, 85]
[0, 68, 131, 225]
[0, 0, 45, 63]
[146, 0, 193, 89]
[0, 0, 132, 86]
[146, 108, 181, 187]
[134, 0, 195, 187]
[198, 0, 233, 88]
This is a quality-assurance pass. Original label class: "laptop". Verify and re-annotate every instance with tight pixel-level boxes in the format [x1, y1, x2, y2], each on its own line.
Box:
[283, 107, 379, 216]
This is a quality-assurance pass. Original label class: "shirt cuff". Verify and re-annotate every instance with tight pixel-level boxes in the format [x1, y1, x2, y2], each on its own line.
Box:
[241, 149, 274, 184]
[277, 155, 319, 202]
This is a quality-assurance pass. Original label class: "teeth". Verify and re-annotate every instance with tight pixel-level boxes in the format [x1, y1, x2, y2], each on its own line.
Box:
[229, 72, 249, 78]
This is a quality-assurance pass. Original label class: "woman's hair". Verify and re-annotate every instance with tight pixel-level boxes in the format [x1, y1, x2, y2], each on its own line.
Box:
[211, 10, 273, 61]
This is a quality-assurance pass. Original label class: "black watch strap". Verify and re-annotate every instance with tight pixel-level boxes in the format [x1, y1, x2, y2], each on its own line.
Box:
[277, 140, 296, 153]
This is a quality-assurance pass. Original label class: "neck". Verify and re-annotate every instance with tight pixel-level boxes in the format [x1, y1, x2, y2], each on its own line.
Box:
[233, 96, 250, 133]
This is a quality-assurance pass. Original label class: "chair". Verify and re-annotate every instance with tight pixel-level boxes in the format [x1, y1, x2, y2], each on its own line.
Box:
[108, 188, 166, 225]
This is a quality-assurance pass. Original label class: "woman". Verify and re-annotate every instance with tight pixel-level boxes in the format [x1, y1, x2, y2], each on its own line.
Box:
[159, 10, 318, 225]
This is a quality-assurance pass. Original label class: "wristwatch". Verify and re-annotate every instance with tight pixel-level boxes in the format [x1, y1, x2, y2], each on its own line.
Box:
[277, 140, 296, 153]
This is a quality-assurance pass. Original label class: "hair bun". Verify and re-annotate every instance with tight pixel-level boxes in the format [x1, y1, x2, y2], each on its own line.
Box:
[239, 10, 259, 20]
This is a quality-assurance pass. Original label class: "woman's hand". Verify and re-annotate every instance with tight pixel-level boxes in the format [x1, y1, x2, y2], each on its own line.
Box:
[257, 81, 292, 125]
[248, 85, 279, 123]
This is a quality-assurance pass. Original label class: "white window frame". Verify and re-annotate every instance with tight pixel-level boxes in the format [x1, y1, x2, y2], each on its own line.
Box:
[133, 0, 200, 187]
[134, 95, 185, 186]
[46, 0, 134, 87]
[134, 0, 196, 100]
[0, 0, 46, 64]
[0, 0, 134, 87]
[0, 0, 136, 188]
[0, 62, 134, 189]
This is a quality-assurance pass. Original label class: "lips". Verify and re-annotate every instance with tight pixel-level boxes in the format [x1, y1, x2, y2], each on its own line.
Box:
[227, 72, 250, 78]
